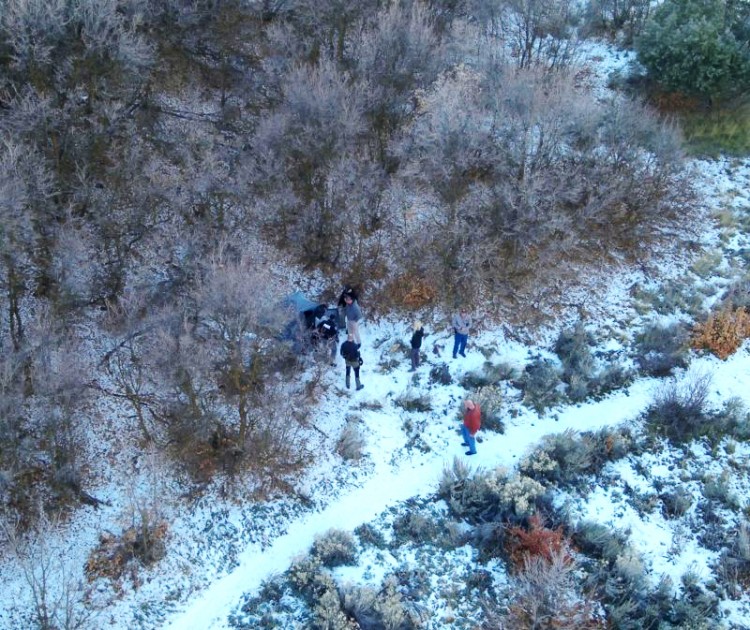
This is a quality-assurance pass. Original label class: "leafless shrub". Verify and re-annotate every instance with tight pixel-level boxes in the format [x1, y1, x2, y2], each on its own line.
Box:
[3, 509, 96, 630]
[499, 0, 580, 70]
[645, 371, 712, 443]
[486, 548, 603, 629]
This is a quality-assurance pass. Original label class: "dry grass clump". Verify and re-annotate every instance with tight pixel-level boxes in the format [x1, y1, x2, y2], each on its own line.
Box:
[85, 522, 168, 582]
[381, 273, 438, 310]
[691, 306, 750, 359]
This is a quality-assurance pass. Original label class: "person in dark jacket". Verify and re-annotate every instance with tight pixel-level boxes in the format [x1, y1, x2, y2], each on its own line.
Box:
[316, 315, 339, 365]
[409, 321, 425, 371]
[340, 334, 364, 390]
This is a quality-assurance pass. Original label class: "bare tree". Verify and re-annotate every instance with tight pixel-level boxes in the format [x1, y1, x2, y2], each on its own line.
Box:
[499, 0, 579, 70]
[2, 509, 96, 630]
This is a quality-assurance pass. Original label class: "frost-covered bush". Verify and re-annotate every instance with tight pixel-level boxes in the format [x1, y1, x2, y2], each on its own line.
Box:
[488, 549, 600, 629]
[394, 389, 432, 412]
[438, 459, 545, 524]
[428, 363, 452, 385]
[659, 485, 694, 519]
[336, 420, 366, 462]
[519, 427, 632, 488]
[644, 372, 712, 444]
[701, 470, 740, 510]
[571, 520, 629, 564]
[633, 321, 691, 376]
[517, 357, 564, 414]
[554, 324, 633, 401]
[472, 385, 505, 433]
[311, 529, 358, 567]
[288, 555, 338, 600]
[341, 576, 417, 630]
[717, 521, 750, 596]
[355, 523, 387, 549]
[313, 587, 350, 630]
[460, 361, 515, 389]
[555, 324, 596, 391]
[648, 380, 750, 445]
[391, 511, 441, 546]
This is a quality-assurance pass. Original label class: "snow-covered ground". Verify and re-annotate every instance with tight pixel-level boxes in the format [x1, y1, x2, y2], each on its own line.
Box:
[2, 39, 750, 630]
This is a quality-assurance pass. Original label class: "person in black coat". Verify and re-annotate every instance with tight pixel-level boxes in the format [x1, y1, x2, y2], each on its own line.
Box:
[340, 333, 364, 390]
[316, 315, 339, 365]
[410, 321, 425, 371]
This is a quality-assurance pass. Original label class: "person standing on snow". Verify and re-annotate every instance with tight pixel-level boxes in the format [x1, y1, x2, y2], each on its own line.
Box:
[342, 292, 362, 347]
[409, 321, 425, 371]
[452, 308, 472, 359]
[340, 333, 364, 390]
[461, 399, 481, 456]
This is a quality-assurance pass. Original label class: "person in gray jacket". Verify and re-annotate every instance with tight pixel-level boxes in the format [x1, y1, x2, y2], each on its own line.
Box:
[343, 293, 362, 347]
[452, 308, 472, 359]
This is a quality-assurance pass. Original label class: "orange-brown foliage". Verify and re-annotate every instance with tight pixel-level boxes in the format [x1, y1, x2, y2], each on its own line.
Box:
[505, 514, 573, 571]
[692, 306, 750, 360]
[383, 273, 437, 309]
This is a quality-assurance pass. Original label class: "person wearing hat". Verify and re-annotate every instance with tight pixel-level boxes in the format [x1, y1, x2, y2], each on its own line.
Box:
[461, 399, 481, 456]
[409, 321, 426, 371]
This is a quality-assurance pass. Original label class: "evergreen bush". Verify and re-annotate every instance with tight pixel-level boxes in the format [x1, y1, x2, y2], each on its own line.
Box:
[636, 0, 750, 103]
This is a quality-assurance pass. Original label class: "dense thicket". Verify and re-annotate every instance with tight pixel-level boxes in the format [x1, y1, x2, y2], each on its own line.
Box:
[1, 0, 694, 525]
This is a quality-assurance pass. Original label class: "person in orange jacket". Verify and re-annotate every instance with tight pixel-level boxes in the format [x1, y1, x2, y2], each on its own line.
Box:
[461, 399, 481, 456]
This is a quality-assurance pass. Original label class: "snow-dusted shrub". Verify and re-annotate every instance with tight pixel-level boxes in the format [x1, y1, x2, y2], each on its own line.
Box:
[633, 321, 691, 377]
[487, 549, 600, 630]
[472, 385, 505, 433]
[394, 389, 432, 412]
[86, 521, 168, 582]
[438, 459, 546, 524]
[505, 514, 572, 570]
[341, 576, 417, 630]
[644, 372, 712, 444]
[633, 279, 705, 318]
[571, 520, 629, 564]
[554, 324, 633, 401]
[659, 485, 694, 518]
[555, 323, 596, 395]
[459, 361, 515, 389]
[311, 529, 358, 568]
[517, 357, 564, 414]
[717, 521, 750, 595]
[520, 427, 632, 488]
[313, 587, 350, 630]
[428, 362, 452, 385]
[288, 555, 338, 601]
[701, 470, 740, 510]
[391, 510, 441, 546]
[336, 420, 366, 462]
[354, 523, 387, 549]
